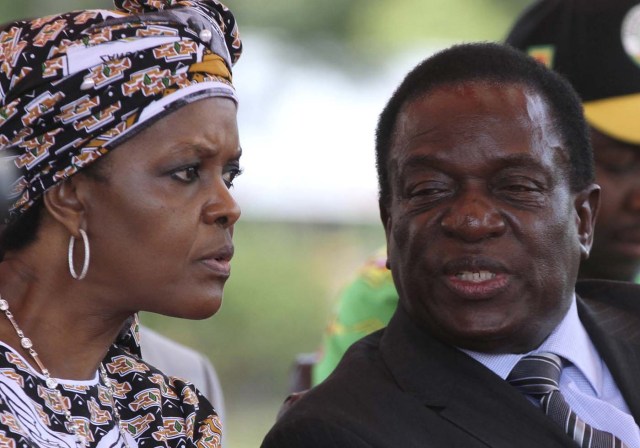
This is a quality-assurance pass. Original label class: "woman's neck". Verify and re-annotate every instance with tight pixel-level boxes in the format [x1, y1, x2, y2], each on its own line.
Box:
[0, 257, 130, 380]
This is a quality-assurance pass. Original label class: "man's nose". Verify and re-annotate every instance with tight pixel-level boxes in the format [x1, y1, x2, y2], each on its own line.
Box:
[440, 189, 506, 242]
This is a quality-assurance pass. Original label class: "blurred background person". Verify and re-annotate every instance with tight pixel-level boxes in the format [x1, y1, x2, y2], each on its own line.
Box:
[140, 326, 226, 427]
[310, 0, 640, 388]
[507, 0, 640, 282]
[311, 249, 396, 385]
[0, 0, 242, 445]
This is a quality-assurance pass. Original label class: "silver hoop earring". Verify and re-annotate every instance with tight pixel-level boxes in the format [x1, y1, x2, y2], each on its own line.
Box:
[68, 229, 90, 280]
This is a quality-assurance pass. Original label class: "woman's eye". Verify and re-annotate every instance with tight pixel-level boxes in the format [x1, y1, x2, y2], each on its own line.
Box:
[223, 167, 243, 188]
[171, 166, 200, 183]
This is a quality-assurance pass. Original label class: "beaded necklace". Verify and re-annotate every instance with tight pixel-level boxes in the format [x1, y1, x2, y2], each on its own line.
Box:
[0, 295, 131, 447]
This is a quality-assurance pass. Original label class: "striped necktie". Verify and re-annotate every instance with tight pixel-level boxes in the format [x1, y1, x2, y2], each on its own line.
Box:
[506, 353, 628, 448]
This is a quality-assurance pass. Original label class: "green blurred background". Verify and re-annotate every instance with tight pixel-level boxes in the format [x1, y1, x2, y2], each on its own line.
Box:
[2, 1, 533, 446]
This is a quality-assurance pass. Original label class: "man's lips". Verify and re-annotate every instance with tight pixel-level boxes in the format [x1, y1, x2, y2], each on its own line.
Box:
[442, 257, 508, 276]
[442, 258, 510, 300]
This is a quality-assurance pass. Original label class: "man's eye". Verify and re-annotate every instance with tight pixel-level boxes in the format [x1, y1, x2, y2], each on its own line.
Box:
[405, 185, 451, 208]
[495, 175, 544, 194]
[505, 184, 537, 192]
[223, 167, 243, 188]
[408, 182, 449, 198]
[412, 188, 445, 196]
[171, 166, 200, 183]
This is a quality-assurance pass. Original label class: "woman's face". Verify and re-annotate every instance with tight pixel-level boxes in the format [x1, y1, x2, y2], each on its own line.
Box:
[79, 97, 241, 319]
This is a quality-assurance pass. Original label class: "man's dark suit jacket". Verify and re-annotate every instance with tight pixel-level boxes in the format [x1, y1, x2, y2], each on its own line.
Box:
[262, 280, 640, 447]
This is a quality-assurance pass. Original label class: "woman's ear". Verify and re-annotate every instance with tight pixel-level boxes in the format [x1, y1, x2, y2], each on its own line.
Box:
[42, 178, 87, 237]
[575, 183, 601, 260]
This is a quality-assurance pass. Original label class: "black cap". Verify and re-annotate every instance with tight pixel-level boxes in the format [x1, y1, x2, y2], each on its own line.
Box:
[506, 0, 640, 144]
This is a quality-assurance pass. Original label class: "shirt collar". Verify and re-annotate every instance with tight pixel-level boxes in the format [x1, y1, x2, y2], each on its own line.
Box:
[461, 295, 603, 395]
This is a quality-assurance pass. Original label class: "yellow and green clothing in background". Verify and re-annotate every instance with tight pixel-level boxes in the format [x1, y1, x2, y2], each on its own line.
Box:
[312, 248, 397, 385]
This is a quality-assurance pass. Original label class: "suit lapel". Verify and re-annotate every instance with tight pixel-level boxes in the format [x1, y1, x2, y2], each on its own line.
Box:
[576, 279, 640, 424]
[380, 307, 573, 447]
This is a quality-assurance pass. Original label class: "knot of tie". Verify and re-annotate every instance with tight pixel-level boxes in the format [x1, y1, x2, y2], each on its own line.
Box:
[507, 352, 563, 395]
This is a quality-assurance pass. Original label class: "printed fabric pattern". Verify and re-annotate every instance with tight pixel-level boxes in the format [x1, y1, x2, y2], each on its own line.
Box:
[0, 317, 222, 447]
[0, 0, 241, 223]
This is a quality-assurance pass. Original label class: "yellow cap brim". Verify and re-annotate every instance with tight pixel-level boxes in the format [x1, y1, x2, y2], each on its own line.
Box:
[583, 94, 640, 145]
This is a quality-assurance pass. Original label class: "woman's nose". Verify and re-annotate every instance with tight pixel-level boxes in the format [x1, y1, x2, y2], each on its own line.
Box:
[201, 181, 241, 228]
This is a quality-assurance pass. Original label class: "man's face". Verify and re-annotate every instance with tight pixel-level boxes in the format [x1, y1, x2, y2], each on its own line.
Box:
[382, 81, 598, 353]
[580, 128, 640, 281]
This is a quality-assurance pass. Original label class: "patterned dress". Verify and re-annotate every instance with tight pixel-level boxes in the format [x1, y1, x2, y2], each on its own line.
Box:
[0, 318, 222, 447]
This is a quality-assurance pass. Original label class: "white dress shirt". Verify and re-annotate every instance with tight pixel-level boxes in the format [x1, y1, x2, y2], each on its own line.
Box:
[462, 296, 640, 447]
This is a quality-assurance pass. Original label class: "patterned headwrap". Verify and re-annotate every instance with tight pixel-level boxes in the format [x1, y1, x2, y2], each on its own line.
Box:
[0, 0, 242, 224]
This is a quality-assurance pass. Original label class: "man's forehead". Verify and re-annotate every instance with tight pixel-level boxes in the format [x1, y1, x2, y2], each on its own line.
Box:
[407, 80, 535, 110]
[392, 81, 560, 151]
[395, 81, 551, 135]
[383, 84, 573, 190]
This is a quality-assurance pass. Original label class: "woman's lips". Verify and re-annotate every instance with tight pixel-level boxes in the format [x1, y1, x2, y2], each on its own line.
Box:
[445, 270, 510, 299]
[198, 244, 233, 277]
[200, 258, 231, 277]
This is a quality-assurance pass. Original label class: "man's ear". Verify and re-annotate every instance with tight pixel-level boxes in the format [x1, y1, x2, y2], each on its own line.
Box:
[575, 183, 600, 260]
[379, 198, 392, 236]
[379, 198, 392, 270]
[42, 177, 87, 238]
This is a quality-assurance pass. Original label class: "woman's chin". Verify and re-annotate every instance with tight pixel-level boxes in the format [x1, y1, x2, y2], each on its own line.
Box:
[186, 296, 223, 320]
[152, 294, 223, 320]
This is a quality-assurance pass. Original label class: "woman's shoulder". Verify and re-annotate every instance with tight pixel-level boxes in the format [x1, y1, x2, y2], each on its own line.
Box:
[103, 343, 224, 446]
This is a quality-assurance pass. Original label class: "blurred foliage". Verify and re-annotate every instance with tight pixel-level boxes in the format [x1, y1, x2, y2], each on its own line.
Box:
[230, 0, 533, 60]
[2, 0, 533, 63]
[141, 220, 386, 446]
[353, 0, 532, 50]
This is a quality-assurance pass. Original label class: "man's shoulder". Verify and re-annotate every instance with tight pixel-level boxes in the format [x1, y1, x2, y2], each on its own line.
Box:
[327, 326, 407, 388]
[266, 329, 440, 448]
[270, 330, 392, 435]
[308, 329, 391, 404]
[262, 415, 374, 448]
